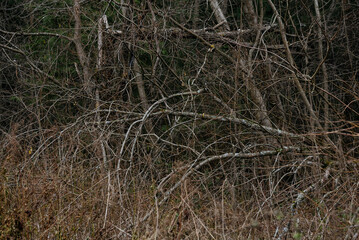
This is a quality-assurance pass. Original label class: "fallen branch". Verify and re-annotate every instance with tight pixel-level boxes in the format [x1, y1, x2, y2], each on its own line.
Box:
[161, 109, 303, 138]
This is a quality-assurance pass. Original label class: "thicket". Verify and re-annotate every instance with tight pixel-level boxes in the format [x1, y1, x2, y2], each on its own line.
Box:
[1, 0, 358, 239]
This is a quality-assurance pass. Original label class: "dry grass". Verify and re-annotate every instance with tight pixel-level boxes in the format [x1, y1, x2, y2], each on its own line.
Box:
[1, 126, 358, 239]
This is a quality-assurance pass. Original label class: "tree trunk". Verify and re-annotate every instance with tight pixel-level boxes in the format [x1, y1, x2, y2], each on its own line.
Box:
[73, 0, 92, 95]
[314, 0, 329, 131]
[209, 0, 230, 31]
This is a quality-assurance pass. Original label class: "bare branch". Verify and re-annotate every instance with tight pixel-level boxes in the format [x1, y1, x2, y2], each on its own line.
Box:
[0, 28, 73, 41]
[161, 109, 302, 138]
[0, 43, 57, 82]
[267, 0, 322, 130]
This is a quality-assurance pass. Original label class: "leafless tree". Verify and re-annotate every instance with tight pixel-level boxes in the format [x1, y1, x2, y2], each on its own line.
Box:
[0, 0, 358, 239]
